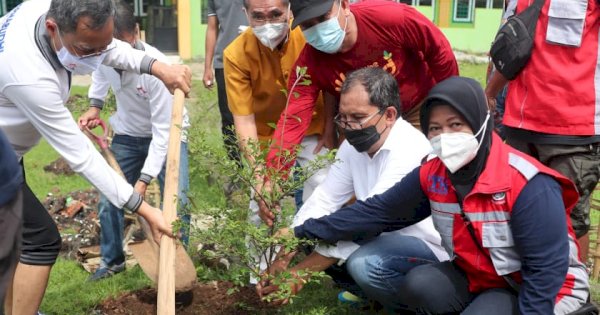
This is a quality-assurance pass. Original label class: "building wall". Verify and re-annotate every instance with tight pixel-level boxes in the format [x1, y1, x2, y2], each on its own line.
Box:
[415, 6, 503, 53]
[190, 0, 205, 59]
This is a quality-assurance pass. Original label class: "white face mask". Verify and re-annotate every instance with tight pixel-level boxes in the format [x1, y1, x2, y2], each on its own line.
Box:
[249, 4, 290, 50]
[253, 22, 289, 50]
[430, 112, 490, 173]
[53, 27, 110, 75]
[56, 48, 107, 75]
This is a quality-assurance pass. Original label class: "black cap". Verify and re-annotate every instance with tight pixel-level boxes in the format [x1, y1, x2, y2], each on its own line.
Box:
[291, 0, 335, 29]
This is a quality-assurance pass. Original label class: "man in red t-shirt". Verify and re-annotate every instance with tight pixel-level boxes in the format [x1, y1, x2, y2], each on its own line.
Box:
[259, 0, 458, 224]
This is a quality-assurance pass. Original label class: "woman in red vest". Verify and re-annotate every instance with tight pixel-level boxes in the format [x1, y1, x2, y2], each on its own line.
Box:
[293, 76, 591, 314]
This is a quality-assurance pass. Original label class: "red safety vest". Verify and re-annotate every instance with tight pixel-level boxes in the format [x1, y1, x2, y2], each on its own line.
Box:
[504, 0, 600, 136]
[420, 134, 588, 307]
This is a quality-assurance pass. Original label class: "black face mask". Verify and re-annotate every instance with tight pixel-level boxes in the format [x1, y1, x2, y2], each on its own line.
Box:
[343, 125, 381, 152]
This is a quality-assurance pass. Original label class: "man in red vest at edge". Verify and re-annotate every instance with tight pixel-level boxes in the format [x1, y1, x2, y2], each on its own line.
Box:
[259, 0, 458, 224]
[486, 0, 600, 262]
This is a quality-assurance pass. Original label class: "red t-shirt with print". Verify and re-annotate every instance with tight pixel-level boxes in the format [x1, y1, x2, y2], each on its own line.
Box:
[268, 0, 458, 170]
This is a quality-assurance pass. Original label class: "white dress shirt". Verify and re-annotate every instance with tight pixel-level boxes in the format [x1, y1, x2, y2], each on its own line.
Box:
[292, 118, 448, 262]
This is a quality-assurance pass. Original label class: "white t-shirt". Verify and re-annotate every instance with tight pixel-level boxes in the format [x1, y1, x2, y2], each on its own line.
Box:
[88, 41, 190, 179]
[0, 0, 156, 209]
[292, 118, 448, 262]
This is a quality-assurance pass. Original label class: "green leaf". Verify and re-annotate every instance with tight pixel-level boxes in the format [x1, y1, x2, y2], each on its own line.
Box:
[267, 122, 277, 129]
[292, 91, 300, 99]
[280, 88, 288, 97]
[299, 79, 312, 86]
[296, 66, 307, 77]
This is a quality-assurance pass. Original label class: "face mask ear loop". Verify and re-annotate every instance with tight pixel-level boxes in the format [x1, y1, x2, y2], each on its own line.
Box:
[472, 111, 491, 153]
[335, 0, 349, 33]
[53, 25, 67, 53]
[283, 3, 291, 45]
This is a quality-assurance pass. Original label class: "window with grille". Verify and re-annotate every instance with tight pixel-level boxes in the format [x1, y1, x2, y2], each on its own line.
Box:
[5, 0, 20, 11]
[418, 0, 433, 6]
[492, 0, 504, 8]
[453, 0, 474, 22]
[475, 0, 506, 9]
[475, 0, 487, 8]
[398, 0, 415, 4]
[1, 0, 21, 15]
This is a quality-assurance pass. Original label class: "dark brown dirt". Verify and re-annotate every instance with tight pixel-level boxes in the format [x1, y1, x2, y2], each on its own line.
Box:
[44, 157, 75, 176]
[96, 281, 275, 315]
[43, 189, 102, 258]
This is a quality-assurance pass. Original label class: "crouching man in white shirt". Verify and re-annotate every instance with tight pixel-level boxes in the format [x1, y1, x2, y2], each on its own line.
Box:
[0, 0, 190, 313]
[257, 67, 448, 309]
[78, 1, 191, 282]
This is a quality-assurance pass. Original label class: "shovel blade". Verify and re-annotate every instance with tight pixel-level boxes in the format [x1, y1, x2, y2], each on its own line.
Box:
[129, 240, 196, 291]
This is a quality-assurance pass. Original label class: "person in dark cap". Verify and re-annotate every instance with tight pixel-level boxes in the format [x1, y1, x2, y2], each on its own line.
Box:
[259, 0, 458, 225]
[289, 76, 592, 314]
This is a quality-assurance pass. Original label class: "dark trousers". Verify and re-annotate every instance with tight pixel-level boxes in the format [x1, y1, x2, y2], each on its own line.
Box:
[215, 68, 240, 164]
[506, 139, 600, 238]
[0, 186, 23, 312]
[398, 261, 518, 315]
[21, 179, 61, 266]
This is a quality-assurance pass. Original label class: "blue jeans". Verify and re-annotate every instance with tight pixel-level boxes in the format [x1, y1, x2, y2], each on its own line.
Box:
[345, 234, 440, 311]
[98, 134, 190, 269]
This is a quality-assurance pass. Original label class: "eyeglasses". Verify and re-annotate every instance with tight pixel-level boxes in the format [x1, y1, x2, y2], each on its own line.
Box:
[334, 110, 383, 130]
[57, 28, 115, 59]
[68, 41, 115, 59]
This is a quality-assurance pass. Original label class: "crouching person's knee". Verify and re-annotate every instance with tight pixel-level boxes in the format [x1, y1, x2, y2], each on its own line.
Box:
[399, 262, 471, 314]
[346, 252, 380, 289]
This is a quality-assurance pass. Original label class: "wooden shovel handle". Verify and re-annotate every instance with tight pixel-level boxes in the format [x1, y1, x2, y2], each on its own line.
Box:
[157, 88, 185, 315]
[100, 150, 125, 178]
[83, 120, 125, 178]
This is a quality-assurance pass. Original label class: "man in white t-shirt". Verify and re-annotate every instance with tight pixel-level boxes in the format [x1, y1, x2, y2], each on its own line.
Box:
[78, 1, 191, 282]
[258, 68, 447, 309]
[0, 0, 190, 313]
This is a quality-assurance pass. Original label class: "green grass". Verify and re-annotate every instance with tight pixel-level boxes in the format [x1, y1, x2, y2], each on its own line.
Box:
[459, 62, 488, 87]
[70, 85, 89, 97]
[24, 88, 113, 199]
[24, 140, 91, 198]
[41, 259, 152, 315]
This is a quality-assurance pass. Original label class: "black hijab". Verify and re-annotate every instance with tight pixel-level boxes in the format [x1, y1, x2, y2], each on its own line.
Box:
[419, 76, 493, 201]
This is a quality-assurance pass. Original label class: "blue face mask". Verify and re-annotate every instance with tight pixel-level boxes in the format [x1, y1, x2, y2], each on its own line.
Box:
[302, 1, 348, 54]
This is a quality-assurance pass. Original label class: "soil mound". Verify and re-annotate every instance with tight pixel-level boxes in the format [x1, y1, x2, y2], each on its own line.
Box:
[97, 281, 274, 315]
[44, 157, 74, 176]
